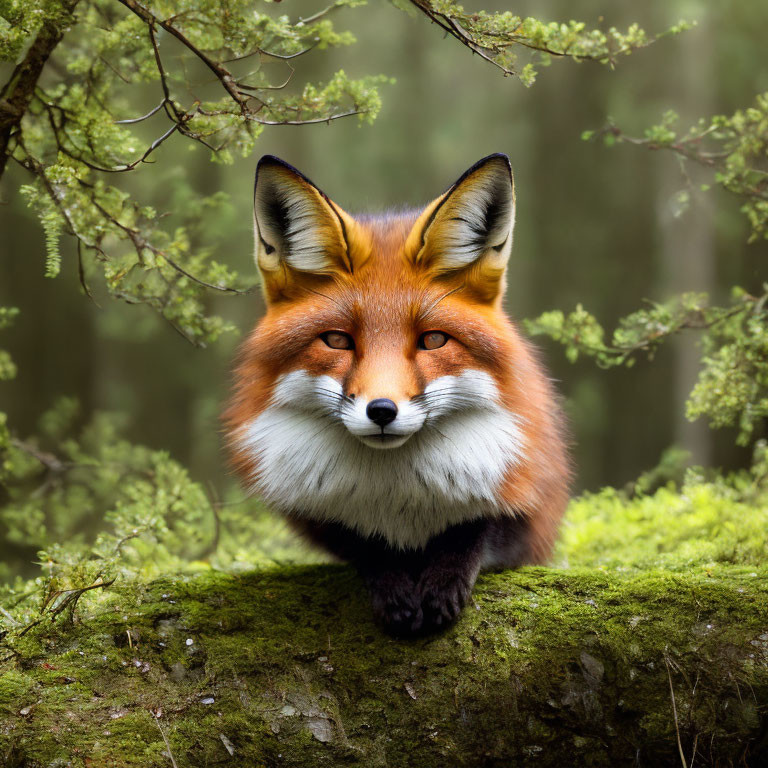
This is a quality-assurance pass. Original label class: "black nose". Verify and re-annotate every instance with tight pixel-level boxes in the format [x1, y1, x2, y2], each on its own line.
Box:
[366, 398, 398, 427]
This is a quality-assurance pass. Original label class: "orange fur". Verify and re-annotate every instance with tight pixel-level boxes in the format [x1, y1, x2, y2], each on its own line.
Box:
[225, 168, 570, 560]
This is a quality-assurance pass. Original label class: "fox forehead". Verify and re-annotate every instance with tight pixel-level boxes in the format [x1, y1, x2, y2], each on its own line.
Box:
[352, 208, 422, 257]
[251, 281, 509, 379]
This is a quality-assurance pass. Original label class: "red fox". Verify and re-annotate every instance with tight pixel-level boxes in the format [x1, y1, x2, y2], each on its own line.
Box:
[225, 153, 570, 636]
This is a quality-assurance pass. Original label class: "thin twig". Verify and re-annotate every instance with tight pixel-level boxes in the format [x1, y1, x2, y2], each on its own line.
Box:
[159, 251, 253, 294]
[10, 438, 67, 473]
[84, 192, 251, 294]
[115, 99, 168, 124]
[147, 23, 173, 106]
[153, 713, 179, 768]
[116, 123, 179, 170]
[298, 2, 343, 25]
[77, 240, 100, 306]
[223, 43, 316, 63]
[408, 0, 515, 76]
[251, 109, 364, 126]
[406, 0, 659, 76]
[98, 55, 132, 84]
[664, 654, 688, 768]
[42, 577, 116, 617]
[116, 0, 253, 114]
[237, 66, 295, 92]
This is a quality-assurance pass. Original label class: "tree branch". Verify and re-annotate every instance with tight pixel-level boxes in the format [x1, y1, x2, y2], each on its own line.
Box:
[115, 0, 254, 115]
[406, 0, 669, 79]
[0, 1, 80, 181]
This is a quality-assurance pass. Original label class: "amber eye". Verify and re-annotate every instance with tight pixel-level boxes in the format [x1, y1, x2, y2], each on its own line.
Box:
[418, 331, 449, 350]
[321, 331, 354, 350]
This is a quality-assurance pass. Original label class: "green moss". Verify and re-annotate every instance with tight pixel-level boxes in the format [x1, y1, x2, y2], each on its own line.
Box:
[558, 475, 768, 568]
[0, 671, 36, 715]
[1, 564, 767, 766]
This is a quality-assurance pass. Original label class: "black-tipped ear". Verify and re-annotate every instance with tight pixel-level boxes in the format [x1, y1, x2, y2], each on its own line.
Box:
[253, 155, 353, 279]
[411, 153, 515, 269]
[405, 154, 515, 302]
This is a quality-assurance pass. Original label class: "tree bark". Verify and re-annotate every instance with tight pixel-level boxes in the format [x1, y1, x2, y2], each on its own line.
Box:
[1, 564, 767, 767]
[0, 2, 80, 181]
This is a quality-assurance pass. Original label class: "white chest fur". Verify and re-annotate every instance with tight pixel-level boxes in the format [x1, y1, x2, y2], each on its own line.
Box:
[236, 370, 526, 549]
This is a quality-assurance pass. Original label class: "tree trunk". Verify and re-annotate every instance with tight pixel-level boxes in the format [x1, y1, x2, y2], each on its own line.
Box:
[656, 1, 716, 467]
[1, 564, 767, 767]
[0, 2, 80, 180]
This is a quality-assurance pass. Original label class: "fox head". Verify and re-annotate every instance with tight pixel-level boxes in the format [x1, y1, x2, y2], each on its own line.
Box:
[245, 153, 518, 448]
[226, 154, 566, 548]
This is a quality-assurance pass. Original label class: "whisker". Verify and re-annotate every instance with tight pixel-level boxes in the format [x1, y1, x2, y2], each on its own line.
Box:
[417, 283, 467, 324]
[315, 386, 354, 404]
[314, 388, 345, 400]
[412, 386, 465, 399]
[415, 391, 460, 400]
[296, 284, 355, 320]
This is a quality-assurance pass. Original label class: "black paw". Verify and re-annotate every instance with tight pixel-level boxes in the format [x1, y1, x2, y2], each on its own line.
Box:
[418, 569, 473, 632]
[367, 572, 424, 637]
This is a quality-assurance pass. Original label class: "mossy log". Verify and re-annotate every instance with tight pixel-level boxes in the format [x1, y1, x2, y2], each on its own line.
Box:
[1, 564, 767, 767]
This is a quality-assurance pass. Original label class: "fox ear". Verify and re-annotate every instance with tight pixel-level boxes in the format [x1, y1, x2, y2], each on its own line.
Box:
[253, 156, 359, 301]
[406, 154, 515, 302]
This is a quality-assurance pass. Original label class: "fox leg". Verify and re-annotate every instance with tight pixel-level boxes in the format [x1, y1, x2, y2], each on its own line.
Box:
[290, 515, 532, 636]
[363, 559, 424, 636]
[416, 515, 535, 630]
[289, 518, 424, 634]
[413, 519, 488, 631]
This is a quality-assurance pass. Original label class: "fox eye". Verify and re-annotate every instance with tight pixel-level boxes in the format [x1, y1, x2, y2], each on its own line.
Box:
[321, 331, 354, 350]
[418, 331, 449, 351]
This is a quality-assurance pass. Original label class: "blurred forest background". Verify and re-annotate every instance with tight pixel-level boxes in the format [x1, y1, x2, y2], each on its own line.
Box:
[1, 0, 766, 579]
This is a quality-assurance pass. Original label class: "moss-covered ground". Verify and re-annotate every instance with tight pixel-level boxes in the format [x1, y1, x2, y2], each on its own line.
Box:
[1, 476, 767, 766]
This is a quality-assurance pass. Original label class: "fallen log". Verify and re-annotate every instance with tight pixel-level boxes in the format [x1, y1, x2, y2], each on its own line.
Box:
[1, 563, 767, 766]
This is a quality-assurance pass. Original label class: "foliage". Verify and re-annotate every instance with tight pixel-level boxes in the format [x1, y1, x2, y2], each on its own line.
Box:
[2, 0, 386, 344]
[526, 289, 768, 444]
[0, 0, 671, 343]
[529, 95, 768, 447]
[560, 441, 768, 569]
[0, 395, 319, 624]
[0, 306, 18, 382]
[406, 0, 691, 87]
[0, 397, 210, 605]
[587, 93, 768, 241]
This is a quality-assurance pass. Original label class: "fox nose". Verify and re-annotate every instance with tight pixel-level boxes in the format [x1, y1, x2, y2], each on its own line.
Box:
[366, 398, 398, 427]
